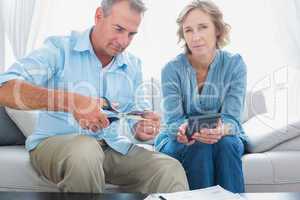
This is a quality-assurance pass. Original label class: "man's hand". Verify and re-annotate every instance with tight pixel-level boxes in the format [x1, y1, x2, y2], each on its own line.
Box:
[133, 111, 160, 141]
[72, 94, 109, 132]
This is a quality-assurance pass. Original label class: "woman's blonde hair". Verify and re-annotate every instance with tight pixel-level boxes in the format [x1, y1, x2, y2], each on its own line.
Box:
[176, 0, 231, 53]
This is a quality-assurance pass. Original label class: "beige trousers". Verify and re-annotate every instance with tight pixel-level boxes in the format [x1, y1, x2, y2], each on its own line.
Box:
[30, 134, 189, 193]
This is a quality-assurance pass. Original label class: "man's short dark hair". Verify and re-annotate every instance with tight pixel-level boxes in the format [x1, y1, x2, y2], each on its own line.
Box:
[101, 0, 147, 17]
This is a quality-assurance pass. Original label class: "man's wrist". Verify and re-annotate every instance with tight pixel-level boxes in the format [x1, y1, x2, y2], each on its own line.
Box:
[52, 91, 79, 113]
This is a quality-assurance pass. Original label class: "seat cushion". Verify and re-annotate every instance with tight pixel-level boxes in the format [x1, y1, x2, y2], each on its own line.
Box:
[0, 145, 150, 192]
[0, 107, 25, 146]
[1, 145, 300, 192]
[0, 146, 58, 192]
[243, 151, 300, 185]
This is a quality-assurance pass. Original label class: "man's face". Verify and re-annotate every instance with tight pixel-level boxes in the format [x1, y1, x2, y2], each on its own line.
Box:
[92, 1, 142, 57]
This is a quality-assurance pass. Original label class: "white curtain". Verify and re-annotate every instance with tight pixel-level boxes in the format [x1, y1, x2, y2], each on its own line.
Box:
[0, 1, 5, 72]
[1, 0, 36, 59]
[0, 0, 51, 63]
[268, 0, 300, 69]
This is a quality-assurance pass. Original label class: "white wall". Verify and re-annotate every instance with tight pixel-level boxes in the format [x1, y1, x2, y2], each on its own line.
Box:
[2, 0, 300, 129]
[3, 0, 298, 90]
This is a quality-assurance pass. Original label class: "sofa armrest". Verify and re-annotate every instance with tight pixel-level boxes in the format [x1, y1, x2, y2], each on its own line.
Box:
[270, 135, 300, 152]
[244, 115, 300, 153]
[5, 107, 38, 138]
[0, 107, 25, 145]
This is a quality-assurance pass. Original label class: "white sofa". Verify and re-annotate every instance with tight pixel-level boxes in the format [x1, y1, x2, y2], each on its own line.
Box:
[1, 81, 300, 193]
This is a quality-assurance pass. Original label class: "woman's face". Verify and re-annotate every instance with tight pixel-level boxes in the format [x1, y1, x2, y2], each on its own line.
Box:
[182, 9, 218, 56]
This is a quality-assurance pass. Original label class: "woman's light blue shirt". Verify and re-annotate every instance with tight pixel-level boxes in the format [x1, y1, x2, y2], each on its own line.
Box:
[155, 50, 247, 150]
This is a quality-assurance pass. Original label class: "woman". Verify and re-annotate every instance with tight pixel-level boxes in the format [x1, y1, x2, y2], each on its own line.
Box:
[155, 0, 247, 193]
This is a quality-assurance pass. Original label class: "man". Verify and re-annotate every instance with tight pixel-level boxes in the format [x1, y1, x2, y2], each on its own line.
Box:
[0, 0, 188, 193]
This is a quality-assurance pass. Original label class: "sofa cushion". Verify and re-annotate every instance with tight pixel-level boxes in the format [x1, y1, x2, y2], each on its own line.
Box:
[1, 145, 299, 192]
[243, 151, 300, 185]
[0, 146, 58, 191]
[244, 114, 300, 153]
[242, 153, 274, 184]
[0, 107, 25, 146]
[5, 107, 38, 138]
[0, 146, 124, 192]
[242, 90, 267, 123]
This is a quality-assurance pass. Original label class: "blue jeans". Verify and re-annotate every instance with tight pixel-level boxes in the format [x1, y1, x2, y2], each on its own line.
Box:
[159, 135, 245, 193]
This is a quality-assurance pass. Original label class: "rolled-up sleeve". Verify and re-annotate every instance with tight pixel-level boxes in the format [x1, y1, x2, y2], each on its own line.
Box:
[0, 37, 63, 88]
[221, 55, 247, 135]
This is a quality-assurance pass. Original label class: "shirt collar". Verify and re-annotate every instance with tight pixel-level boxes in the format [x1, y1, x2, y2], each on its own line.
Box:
[72, 27, 93, 52]
[207, 50, 220, 70]
[72, 27, 129, 69]
[114, 53, 129, 70]
[183, 50, 220, 71]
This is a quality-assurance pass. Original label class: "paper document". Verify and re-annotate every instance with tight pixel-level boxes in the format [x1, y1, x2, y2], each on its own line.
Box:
[144, 185, 244, 200]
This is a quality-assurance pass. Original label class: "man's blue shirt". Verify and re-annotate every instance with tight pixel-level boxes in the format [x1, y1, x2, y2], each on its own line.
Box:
[0, 27, 150, 155]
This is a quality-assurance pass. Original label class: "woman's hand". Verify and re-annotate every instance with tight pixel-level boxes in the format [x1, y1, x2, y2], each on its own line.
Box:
[176, 123, 195, 145]
[191, 120, 225, 144]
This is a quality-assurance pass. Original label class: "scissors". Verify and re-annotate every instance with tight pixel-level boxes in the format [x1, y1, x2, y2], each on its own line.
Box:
[101, 97, 150, 123]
